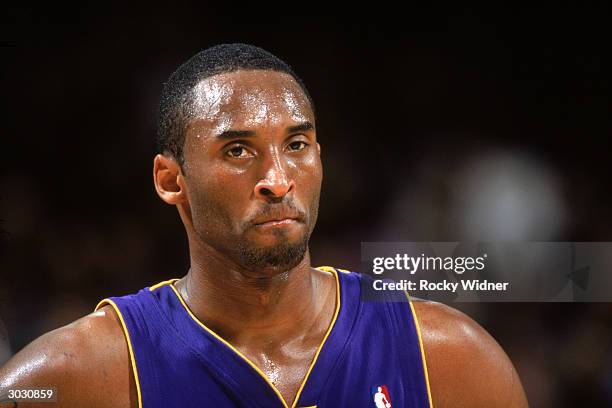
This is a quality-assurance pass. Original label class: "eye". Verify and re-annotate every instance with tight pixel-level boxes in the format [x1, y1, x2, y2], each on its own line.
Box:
[226, 145, 253, 158]
[287, 140, 308, 152]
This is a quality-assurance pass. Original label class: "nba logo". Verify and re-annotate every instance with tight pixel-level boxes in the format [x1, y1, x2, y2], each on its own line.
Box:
[371, 385, 392, 408]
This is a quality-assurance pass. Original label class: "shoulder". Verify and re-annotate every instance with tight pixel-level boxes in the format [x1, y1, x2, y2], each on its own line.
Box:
[411, 300, 529, 408]
[0, 305, 136, 408]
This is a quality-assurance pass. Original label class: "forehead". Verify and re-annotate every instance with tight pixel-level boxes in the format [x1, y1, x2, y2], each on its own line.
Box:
[187, 70, 313, 137]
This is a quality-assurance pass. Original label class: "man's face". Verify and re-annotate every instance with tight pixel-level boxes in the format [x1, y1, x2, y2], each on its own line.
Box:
[180, 70, 322, 272]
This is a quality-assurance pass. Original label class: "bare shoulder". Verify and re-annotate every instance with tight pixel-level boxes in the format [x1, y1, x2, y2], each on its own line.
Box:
[0, 306, 136, 408]
[411, 300, 529, 408]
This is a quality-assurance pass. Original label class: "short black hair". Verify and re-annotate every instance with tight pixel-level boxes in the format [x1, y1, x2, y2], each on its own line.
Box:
[157, 43, 315, 165]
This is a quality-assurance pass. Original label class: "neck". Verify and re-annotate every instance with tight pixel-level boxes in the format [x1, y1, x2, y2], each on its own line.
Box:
[175, 238, 330, 347]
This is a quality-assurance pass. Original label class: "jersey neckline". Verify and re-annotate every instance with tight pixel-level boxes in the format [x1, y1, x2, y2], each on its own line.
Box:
[157, 266, 343, 408]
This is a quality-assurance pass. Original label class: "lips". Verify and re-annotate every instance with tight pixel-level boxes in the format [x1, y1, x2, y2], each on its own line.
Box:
[251, 210, 301, 226]
[253, 216, 299, 226]
[255, 219, 297, 228]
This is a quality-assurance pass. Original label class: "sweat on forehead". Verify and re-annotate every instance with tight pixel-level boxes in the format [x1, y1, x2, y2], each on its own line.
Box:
[186, 70, 314, 136]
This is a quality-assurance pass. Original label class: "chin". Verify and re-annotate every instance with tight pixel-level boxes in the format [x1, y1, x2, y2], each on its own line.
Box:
[235, 233, 310, 272]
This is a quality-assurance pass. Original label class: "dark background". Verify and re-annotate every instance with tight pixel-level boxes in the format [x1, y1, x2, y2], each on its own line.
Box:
[1, 6, 611, 407]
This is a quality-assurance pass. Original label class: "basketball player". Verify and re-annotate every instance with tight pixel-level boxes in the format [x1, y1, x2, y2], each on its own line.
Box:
[0, 44, 528, 407]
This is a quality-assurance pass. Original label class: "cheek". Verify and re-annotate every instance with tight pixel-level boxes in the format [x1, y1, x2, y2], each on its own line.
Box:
[295, 157, 322, 230]
[294, 154, 323, 197]
[187, 182, 222, 227]
[186, 170, 249, 231]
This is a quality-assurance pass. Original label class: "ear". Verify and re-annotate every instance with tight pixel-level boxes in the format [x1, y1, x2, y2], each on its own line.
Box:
[153, 154, 187, 205]
[317, 142, 321, 156]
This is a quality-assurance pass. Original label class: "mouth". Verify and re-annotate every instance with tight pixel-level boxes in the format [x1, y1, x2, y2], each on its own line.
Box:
[251, 209, 303, 229]
[253, 217, 299, 227]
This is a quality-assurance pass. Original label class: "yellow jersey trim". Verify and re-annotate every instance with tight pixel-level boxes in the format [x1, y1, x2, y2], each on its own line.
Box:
[149, 278, 180, 292]
[164, 267, 341, 408]
[316, 265, 349, 274]
[95, 299, 143, 408]
[291, 267, 341, 407]
[405, 291, 434, 408]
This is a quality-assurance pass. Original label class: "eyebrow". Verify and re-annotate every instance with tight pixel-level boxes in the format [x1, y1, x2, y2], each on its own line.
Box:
[215, 121, 315, 140]
[216, 129, 255, 140]
[287, 121, 315, 134]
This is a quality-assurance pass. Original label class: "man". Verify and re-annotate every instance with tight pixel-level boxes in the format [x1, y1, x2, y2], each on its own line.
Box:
[0, 44, 528, 407]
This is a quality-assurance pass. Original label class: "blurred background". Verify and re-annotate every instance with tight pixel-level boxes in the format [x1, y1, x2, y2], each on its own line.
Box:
[1, 6, 611, 407]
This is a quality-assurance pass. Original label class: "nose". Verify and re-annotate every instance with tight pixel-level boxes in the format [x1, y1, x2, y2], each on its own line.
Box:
[254, 153, 294, 202]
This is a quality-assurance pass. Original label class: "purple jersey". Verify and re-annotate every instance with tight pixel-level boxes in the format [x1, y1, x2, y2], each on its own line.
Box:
[96, 267, 433, 407]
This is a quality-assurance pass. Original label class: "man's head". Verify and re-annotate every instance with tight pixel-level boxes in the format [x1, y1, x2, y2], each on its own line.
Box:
[153, 44, 322, 274]
[157, 43, 315, 167]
